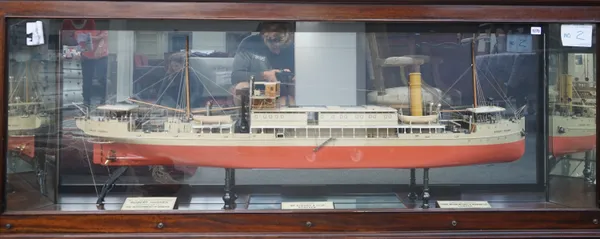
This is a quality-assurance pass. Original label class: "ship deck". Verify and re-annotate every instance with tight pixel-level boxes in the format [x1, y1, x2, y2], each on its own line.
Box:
[249, 124, 447, 129]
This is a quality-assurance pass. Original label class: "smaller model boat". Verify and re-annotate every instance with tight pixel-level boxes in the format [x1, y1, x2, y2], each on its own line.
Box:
[549, 74, 596, 156]
[7, 71, 50, 159]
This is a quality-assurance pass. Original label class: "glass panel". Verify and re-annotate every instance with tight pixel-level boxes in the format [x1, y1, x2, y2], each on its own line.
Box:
[5, 19, 58, 211]
[547, 24, 597, 208]
[3, 19, 596, 212]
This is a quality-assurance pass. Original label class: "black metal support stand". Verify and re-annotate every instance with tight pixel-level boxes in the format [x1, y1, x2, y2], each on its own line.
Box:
[96, 166, 129, 209]
[33, 153, 49, 196]
[422, 168, 430, 209]
[408, 168, 417, 201]
[223, 168, 238, 210]
[36, 160, 47, 196]
[583, 150, 594, 184]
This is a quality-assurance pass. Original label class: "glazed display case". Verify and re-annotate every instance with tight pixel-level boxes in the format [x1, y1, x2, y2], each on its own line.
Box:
[0, 1, 599, 238]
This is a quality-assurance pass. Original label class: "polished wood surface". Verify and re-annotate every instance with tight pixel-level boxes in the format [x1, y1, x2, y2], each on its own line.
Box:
[3, 230, 600, 238]
[549, 176, 596, 208]
[9, 0, 600, 5]
[0, 1, 598, 22]
[0, 0, 599, 237]
[2, 208, 600, 233]
[0, 11, 6, 213]
[6, 172, 53, 211]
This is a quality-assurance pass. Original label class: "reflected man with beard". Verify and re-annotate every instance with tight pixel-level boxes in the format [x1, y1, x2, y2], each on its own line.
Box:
[231, 21, 295, 106]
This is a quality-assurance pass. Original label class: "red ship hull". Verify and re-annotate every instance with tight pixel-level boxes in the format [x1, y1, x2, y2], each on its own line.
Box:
[550, 135, 596, 157]
[59, 133, 199, 178]
[7, 135, 36, 158]
[93, 139, 526, 169]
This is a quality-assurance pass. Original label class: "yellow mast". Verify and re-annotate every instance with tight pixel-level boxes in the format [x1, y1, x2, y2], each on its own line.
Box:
[471, 33, 478, 108]
[184, 36, 191, 119]
[557, 53, 573, 113]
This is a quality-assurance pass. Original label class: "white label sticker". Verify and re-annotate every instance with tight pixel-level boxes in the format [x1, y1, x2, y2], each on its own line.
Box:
[281, 201, 334, 210]
[507, 34, 533, 53]
[530, 26, 542, 35]
[26, 21, 45, 46]
[561, 24, 594, 47]
[437, 201, 492, 209]
[121, 197, 177, 211]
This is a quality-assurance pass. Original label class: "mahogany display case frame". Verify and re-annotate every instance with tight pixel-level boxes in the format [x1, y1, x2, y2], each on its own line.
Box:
[0, 0, 599, 238]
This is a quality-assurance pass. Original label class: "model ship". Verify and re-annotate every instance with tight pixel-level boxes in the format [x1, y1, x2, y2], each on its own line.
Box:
[74, 36, 527, 170]
[7, 67, 49, 159]
[549, 74, 596, 156]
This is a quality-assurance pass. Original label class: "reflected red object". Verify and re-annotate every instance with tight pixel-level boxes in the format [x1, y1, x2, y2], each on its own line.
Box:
[59, 131, 199, 179]
[550, 135, 596, 157]
[7, 135, 36, 158]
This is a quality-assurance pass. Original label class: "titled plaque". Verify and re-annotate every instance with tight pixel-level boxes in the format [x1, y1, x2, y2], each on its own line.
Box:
[436, 201, 492, 209]
[121, 197, 177, 211]
[281, 201, 335, 210]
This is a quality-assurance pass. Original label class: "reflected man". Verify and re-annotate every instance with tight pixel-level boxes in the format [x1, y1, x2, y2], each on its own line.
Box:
[231, 21, 295, 106]
[61, 19, 109, 107]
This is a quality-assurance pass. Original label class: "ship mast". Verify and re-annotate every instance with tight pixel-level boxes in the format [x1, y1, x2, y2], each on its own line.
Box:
[471, 33, 478, 108]
[25, 65, 29, 103]
[184, 36, 191, 119]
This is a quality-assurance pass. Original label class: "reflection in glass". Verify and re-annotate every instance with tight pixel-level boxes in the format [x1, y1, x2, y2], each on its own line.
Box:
[6, 19, 56, 210]
[3, 19, 596, 212]
[549, 53, 596, 158]
[547, 24, 596, 208]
